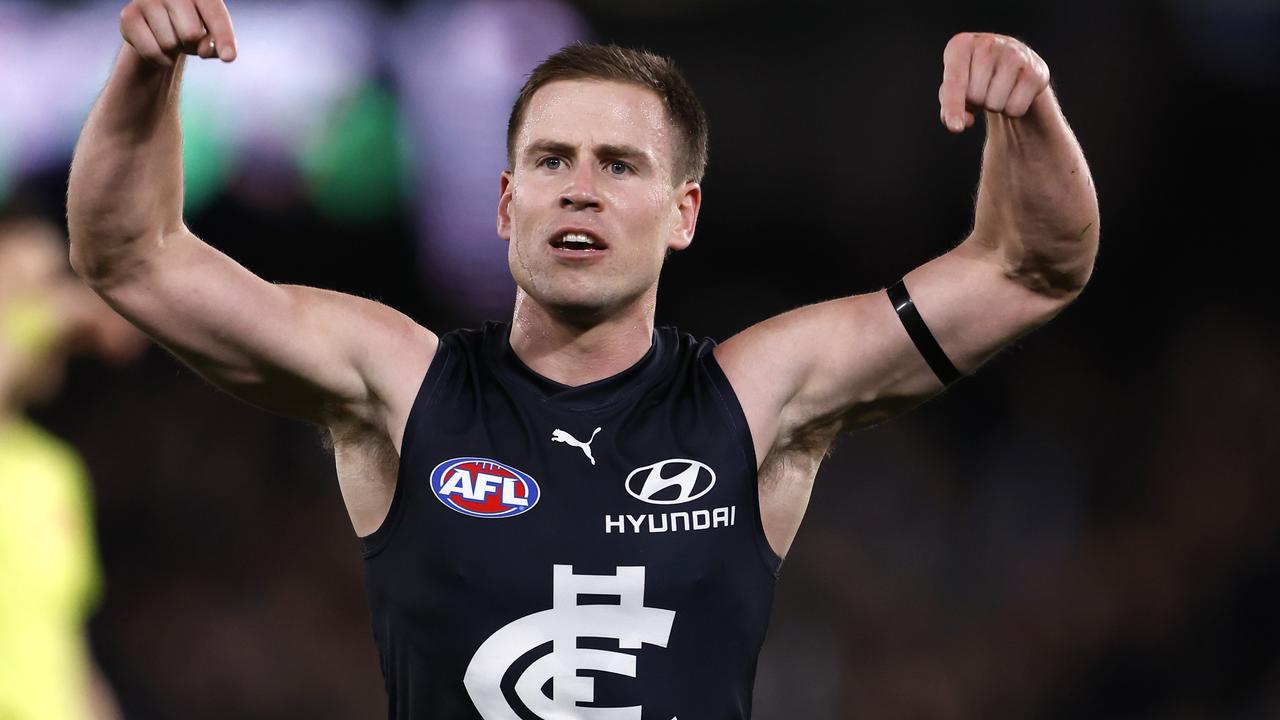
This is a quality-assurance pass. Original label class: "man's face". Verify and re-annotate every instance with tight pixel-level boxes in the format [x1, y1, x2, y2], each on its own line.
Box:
[498, 79, 701, 320]
[0, 224, 144, 409]
[0, 227, 75, 405]
[0, 228, 66, 300]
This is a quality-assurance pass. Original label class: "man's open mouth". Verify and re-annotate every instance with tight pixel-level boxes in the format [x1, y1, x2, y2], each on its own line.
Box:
[549, 231, 607, 252]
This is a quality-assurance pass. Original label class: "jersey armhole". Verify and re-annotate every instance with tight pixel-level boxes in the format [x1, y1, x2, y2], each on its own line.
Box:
[703, 350, 785, 579]
[360, 337, 451, 558]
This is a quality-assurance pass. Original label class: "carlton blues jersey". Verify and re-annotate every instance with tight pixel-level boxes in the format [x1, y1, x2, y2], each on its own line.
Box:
[361, 322, 784, 719]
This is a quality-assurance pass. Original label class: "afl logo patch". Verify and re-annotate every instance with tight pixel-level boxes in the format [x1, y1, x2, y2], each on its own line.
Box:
[625, 459, 716, 505]
[431, 457, 540, 519]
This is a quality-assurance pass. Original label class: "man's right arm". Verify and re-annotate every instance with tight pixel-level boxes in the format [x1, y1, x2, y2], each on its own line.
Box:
[67, 1, 436, 437]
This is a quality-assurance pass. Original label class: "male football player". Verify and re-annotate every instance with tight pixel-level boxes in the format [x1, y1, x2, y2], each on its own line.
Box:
[68, 1, 1098, 716]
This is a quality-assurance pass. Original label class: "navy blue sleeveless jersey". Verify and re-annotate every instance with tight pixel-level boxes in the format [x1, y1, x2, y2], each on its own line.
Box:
[361, 322, 783, 719]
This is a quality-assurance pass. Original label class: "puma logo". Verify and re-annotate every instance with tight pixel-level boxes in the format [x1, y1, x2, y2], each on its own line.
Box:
[551, 427, 603, 466]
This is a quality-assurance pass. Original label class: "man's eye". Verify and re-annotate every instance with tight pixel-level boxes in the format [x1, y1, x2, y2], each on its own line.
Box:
[543, 158, 563, 170]
[608, 161, 630, 175]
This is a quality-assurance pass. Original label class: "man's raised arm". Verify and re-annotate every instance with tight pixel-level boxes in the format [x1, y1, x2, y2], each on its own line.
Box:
[717, 32, 1100, 464]
[67, 0, 435, 433]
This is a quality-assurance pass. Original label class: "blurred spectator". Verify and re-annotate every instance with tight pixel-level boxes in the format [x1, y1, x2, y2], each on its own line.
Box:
[0, 214, 142, 719]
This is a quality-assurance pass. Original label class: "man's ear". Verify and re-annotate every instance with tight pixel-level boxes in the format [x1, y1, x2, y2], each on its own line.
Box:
[668, 181, 702, 252]
[497, 170, 514, 241]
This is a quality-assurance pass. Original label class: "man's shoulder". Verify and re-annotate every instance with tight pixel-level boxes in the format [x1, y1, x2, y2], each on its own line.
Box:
[437, 320, 505, 346]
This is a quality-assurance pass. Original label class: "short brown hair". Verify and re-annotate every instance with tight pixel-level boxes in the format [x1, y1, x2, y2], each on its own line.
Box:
[507, 43, 709, 184]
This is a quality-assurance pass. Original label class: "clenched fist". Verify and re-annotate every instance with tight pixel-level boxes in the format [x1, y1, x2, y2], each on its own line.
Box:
[119, 0, 237, 67]
[939, 33, 1051, 133]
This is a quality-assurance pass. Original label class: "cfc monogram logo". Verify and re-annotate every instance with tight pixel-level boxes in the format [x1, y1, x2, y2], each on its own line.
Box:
[464, 565, 678, 720]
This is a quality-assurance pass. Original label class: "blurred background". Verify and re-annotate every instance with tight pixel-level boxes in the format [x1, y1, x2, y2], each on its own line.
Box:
[2, 0, 1278, 717]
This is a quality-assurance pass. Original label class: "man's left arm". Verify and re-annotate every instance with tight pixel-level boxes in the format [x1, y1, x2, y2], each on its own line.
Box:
[717, 32, 1100, 464]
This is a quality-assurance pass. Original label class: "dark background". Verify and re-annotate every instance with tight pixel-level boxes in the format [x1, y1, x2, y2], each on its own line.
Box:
[11, 0, 1280, 717]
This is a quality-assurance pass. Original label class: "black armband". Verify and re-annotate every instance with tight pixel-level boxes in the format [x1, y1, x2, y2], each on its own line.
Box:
[887, 278, 963, 386]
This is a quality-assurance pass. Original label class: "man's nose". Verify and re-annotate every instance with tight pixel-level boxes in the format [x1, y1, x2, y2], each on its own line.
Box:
[560, 167, 602, 211]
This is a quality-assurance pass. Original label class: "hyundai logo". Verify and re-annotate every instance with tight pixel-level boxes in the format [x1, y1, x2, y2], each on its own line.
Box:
[625, 459, 716, 505]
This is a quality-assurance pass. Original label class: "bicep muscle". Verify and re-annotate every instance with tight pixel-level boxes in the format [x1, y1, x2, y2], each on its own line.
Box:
[719, 238, 1074, 458]
[94, 229, 434, 426]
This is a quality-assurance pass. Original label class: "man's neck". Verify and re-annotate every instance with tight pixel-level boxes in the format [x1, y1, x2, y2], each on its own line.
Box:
[508, 290, 657, 387]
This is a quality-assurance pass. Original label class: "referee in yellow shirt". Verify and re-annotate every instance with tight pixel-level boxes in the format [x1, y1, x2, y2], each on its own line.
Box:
[0, 215, 141, 720]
